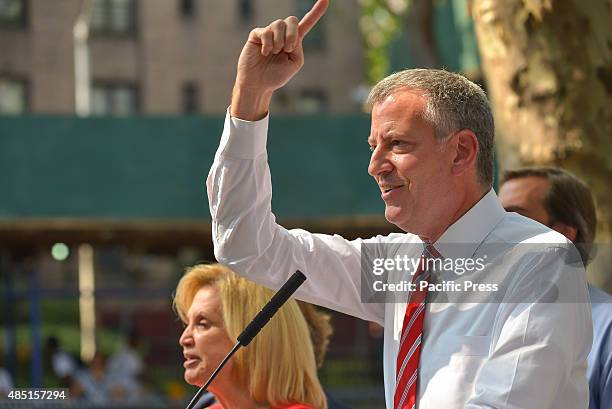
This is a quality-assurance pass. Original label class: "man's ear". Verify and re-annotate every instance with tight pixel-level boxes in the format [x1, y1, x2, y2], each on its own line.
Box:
[551, 222, 578, 242]
[449, 129, 479, 176]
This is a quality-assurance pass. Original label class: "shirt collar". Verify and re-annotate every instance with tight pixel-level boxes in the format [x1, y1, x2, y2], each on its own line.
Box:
[433, 188, 506, 260]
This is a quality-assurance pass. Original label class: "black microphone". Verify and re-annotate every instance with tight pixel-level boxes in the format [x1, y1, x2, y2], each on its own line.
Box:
[237, 270, 306, 346]
[185, 271, 307, 409]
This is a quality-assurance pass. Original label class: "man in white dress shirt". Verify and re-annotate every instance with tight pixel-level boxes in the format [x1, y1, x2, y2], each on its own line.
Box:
[499, 167, 612, 409]
[206, 0, 592, 407]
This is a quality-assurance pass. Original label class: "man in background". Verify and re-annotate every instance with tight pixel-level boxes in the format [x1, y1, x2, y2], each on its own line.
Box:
[499, 167, 612, 409]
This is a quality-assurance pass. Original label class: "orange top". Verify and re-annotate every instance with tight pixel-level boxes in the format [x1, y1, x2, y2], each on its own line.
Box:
[208, 403, 315, 409]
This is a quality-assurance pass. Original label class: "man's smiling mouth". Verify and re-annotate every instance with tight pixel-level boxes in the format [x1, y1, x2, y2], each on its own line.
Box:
[380, 184, 404, 193]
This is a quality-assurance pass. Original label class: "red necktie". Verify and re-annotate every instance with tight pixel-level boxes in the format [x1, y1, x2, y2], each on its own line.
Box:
[394, 245, 441, 409]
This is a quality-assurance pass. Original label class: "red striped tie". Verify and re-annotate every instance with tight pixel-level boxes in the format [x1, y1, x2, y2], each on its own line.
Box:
[394, 245, 441, 409]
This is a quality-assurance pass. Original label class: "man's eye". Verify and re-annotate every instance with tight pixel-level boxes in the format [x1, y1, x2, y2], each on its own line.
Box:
[391, 140, 402, 147]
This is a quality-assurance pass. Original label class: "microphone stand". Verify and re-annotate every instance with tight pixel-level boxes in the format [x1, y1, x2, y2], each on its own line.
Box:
[185, 271, 307, 409]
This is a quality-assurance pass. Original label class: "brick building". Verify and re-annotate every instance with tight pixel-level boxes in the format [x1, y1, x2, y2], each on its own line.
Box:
[0, 0, 365, 116]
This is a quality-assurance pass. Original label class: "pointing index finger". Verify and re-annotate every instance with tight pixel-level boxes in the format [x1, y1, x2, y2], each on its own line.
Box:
[298, 0, 329, 38]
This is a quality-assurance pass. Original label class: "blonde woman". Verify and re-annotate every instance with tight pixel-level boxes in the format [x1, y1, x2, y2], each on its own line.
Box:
[174, 263, 328, 409]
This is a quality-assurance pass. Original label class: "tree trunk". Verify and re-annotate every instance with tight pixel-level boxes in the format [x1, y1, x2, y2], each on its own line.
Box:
[472, 0, 612, 247]
[405, 0, 439, 67]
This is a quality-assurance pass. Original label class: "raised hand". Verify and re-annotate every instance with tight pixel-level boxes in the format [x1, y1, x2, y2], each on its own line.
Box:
[231, 0, 329, 120]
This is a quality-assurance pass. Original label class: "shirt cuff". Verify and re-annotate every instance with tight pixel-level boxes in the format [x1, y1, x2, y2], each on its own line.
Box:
[218, 108, 269, 159]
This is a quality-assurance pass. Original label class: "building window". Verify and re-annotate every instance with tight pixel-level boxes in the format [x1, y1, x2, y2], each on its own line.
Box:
[0, 78, 28, 114]
[179, 0, 194, 18]
[0, 0, 27, 27]
[91, 83, 138, 116]
[297, 89, 327, 114]
[297, 0, 325, 50]
[91, 0, 136, 35]
[238, 0, 252, 22]
[182, 82, 199, 114]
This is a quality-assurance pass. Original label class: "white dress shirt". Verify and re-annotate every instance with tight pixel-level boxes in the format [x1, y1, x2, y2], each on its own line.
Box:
[207, 112, 592, 409]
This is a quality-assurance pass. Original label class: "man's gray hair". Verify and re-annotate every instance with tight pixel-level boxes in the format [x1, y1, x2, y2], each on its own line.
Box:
[367, 69, 495, 188]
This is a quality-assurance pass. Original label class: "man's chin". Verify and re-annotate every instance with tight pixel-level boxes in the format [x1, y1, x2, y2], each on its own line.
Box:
[384, 208, 414, 233]
[384, 208, 403, 226]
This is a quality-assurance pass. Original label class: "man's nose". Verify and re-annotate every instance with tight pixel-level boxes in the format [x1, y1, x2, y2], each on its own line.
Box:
[368, 147, 393, 177]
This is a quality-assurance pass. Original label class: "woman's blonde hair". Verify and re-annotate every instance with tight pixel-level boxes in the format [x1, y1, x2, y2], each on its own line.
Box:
[173, 263, 327, 409]
[297, 302, 332, 369]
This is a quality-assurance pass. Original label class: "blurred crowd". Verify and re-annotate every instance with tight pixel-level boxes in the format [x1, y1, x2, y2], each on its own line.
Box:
[42, 331, 162, 405]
